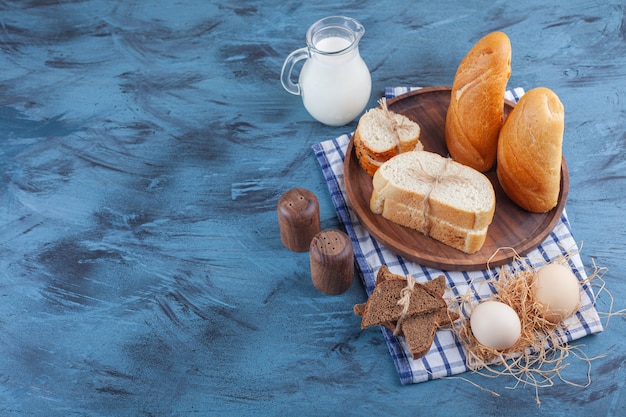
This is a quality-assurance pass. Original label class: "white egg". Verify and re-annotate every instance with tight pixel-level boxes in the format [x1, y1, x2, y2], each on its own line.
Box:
[532, 263, 581, 323]
[470, 300, 521, 350]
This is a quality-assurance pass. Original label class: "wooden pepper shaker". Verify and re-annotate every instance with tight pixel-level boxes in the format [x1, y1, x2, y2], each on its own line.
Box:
[309, 230, 354, 295]
[277, 188, 320, 252]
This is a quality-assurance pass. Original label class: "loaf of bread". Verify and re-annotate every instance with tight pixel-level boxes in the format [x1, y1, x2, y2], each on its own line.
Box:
[445, 31, 512, 172]
[370, 150, 495, 254]
[497, 87, 564, 213]
[354, 99, 423, 176]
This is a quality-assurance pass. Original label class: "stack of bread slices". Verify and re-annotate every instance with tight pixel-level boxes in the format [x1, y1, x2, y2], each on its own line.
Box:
[369, 151, 495, 254]
[353, 98, 423, 177]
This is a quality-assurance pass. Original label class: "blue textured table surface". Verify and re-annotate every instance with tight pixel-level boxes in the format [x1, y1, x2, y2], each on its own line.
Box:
[1, 1, 624, 416]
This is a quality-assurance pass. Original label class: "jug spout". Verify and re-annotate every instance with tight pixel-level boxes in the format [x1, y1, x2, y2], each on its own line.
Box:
[352, 19, 365, 42]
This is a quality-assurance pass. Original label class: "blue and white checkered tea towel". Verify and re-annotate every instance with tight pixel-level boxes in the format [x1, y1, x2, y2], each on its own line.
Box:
[312, 87, 604, 385]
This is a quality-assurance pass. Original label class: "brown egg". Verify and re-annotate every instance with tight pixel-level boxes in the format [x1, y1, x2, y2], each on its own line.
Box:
[532, 264, 581, 324]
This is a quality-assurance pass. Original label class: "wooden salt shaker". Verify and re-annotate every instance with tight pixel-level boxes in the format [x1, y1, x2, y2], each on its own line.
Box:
[277, 188, 320, 252]
[309, 230, 354, 295]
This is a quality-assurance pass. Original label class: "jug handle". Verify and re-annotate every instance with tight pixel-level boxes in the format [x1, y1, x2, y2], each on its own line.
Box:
[280, 47, 309, 95]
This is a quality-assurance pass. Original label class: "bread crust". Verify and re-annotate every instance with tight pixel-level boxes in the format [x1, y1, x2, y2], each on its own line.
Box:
[496, 87, 564, 213]
[354, 130, 384, 176]
[445, 32, 512, 172]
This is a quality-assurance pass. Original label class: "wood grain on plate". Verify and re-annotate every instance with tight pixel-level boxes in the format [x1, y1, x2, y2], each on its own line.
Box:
[343, 86, 569, 271]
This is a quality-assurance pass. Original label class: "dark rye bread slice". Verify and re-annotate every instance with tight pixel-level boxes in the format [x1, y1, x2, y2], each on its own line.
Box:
[435, 306, 460, 327]
[354, 266, 460, 359]
[356, 268, 442, 316]
[420, 277, 460, 326]
[354, 300, 460, 334]
[358, 266, 447, 328]
[354, 266, 398, 328]
[359, 279, 445, 329]
[354, 272, 458, 330]
[401, 311, 440, 359]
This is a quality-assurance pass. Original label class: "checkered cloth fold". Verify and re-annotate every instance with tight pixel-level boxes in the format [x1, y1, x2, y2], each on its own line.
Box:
[312, 87, 604, 384]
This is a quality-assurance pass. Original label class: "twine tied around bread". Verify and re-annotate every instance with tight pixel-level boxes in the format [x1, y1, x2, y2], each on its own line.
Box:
[393, 274, 416, 336]
[407, 158, 469, 235]
[378, 97, 415, 153]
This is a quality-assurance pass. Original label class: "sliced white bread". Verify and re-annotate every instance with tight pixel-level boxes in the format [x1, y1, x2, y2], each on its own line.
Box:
[370, 150, 496, 254]
[371, 197, 490, 254]
[354, 101, 422, 176]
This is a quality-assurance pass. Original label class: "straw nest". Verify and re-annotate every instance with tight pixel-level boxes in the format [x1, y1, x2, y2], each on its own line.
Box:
[445, 245, 621, 404]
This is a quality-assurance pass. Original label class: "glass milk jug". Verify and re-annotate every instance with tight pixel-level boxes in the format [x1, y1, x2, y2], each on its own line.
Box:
[281, 16, 372, 126]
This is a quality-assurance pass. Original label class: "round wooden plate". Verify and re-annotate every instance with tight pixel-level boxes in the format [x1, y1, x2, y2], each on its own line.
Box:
[343, 86, 569, 271]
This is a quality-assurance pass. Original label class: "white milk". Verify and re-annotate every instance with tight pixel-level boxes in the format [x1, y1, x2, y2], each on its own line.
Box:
[298, 36, 371, 126]
[315, 36, 351, 53]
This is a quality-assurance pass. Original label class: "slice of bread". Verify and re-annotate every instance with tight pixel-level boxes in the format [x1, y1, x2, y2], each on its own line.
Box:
[370, 197, 490, 254]
[354, 267, 459, 332]
[354, 136, 386, 177]
[400, 311, 440, 359]
[369, 150, 495, 254]
[354, 266, 461, 360]
[354, 100, 423, 176]
[359, 279, 445, 328]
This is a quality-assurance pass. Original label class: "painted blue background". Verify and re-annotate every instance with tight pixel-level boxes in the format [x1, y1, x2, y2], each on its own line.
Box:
[0, 1, 624, 415]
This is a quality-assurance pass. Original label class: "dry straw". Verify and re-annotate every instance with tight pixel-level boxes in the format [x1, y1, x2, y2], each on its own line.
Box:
[447, 245, 622, 404]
